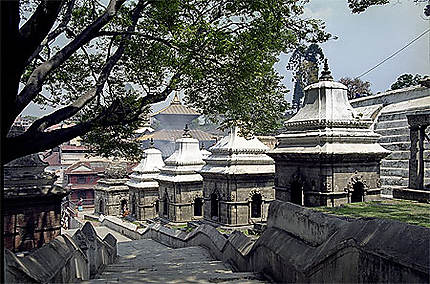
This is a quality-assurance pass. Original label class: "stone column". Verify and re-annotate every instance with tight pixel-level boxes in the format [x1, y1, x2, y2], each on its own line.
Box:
[418, 126, 425, 189]
[409, 126, 419, 189]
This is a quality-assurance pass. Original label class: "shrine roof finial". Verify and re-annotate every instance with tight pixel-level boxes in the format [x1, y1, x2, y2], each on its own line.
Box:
[320, 58, 333, 81]
[183, 124, 191, 138]
[172, 92, 181, 105]
[149, 138, 154, 148]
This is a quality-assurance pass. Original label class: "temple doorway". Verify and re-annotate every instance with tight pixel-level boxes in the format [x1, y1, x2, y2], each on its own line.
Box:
[251, 194, 262, 218]
[99, 199, 104, 215]
[291, 180, 303, 205]
[120, 199, 127, 214]
[194, 197, 203, 217]
[351, 182, 364, 203]
[131, 195, 136, 216]
[163, 193, 168, 216]
[155, 200, 159, 213]
[210, 193, 219, 219]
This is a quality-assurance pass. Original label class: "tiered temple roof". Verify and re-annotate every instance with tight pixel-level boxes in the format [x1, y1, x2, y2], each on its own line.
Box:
[151, 93, 200, 116]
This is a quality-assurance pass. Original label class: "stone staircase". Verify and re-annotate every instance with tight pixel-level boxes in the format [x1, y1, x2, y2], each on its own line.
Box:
[87, 238, 265, 283]
[375, 110, 430, 195]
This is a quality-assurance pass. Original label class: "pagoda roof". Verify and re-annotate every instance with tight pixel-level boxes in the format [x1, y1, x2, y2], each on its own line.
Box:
[151, 93, 200, 116]
[137, 129, 215, 142]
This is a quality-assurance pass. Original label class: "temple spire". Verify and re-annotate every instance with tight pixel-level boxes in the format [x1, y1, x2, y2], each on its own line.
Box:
[149, 138, 154, 148]
[172, 92, 181, 105]
[319, 58, 333, 81]
[183, 124, 191, 138]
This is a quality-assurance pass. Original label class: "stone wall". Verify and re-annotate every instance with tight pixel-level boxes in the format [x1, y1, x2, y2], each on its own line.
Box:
[159, 180, 203, 223]
[350, 85, 430, 194]
[350, 85, 429, 108]
[3, 195, 63, 252]
[203, 174, 274, 225]
[5, 222, 117, 283]
[100, 200, 429, 283]
[129, 187, 159, 220]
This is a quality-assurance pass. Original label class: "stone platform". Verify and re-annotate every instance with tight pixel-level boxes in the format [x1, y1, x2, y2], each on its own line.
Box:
[393, 187, 430, 203]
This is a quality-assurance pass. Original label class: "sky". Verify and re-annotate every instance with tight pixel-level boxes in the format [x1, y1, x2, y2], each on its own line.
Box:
[22, 0, 430, 116]
[277, 0, 430, 101]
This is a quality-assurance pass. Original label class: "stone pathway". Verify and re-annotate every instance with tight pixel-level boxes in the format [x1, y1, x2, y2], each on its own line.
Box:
[87, 238, 265, 283]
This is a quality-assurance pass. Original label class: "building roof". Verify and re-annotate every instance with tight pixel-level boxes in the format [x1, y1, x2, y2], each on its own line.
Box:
[65, 160, 109, 175]
[151, 93, 200, 116]
[137, 129, 215, 142]
[61, 144, 90, 151]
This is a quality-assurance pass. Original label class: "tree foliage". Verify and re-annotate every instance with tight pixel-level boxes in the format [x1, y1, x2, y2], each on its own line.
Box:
[2, 0, 333, 163]
[287, 44, 325, 109]
[339, 77, 372, 99]
[390, 73, 424, 90]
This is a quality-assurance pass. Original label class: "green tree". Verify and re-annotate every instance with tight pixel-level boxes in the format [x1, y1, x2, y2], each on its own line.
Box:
[390, 74, 424, 90]
[339, 77, 372, 99]
[2, 0, 332, 164]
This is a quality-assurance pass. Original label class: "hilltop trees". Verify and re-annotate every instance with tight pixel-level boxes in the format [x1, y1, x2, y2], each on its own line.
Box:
[2, 0, 332, 164]
[339, 77, 372, 99]
[391, 74, 424, 90]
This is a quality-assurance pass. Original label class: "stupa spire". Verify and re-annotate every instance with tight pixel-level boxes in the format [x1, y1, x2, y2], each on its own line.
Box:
[183, 124, 191, 138]
[319, 58, 333, 81]
[172, 92, 181, 105]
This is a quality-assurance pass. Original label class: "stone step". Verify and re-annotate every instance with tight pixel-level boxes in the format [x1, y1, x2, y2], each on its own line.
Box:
[375, 126, 410, 137]
[377, 112, 408, 122]
[380, 167, 409, 178]
[88, 238, 265, 283]
[380, 142, 410, 151]
[90, 271, 263, 283]
[379, 135, 411, 143]
[381, 159, 409, 169]
[380, 176, 408, 187]
[102, 260, 226, 273]
[375, 119, 409, 130]
[381, 185, 407, 196]
[383, 151, 410, 160]
[383, 150, 430, 161]
[381, 167, 430, 178]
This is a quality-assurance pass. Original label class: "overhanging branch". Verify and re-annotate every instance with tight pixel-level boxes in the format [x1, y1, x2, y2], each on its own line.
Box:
[13, 0, 126, 127]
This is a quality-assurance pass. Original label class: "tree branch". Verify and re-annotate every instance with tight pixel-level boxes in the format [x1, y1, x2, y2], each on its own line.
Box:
[1, 1, 21, 140]
[26, 87, 97, 133]
[3, 0, 149, 164]
[26, 0, 76, 66]
[18, 0, 65, 69]
[3, 95, 139, 164]
[13, 0, 126, 128]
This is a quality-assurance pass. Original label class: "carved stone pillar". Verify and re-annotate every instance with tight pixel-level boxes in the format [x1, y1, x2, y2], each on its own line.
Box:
[418, 126, 425, 189]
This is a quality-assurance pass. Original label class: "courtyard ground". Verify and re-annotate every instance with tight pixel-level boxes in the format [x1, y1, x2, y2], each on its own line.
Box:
[313, 199, 430, 228]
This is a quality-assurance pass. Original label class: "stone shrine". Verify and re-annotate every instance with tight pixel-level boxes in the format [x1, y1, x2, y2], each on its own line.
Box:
[200, 127, 275, 226]
[127, 140, 165, 220]
[156, 126, 205, 223]
[3, 152, 67, 252]
[268, 60, 390, 207]
[94, 161, 130, 216]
